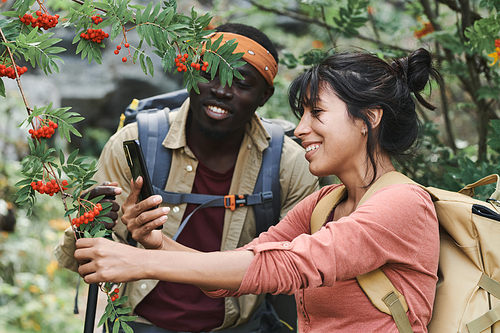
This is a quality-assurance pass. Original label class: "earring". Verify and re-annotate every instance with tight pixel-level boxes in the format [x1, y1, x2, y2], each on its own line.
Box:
[362, 128, 366, 136]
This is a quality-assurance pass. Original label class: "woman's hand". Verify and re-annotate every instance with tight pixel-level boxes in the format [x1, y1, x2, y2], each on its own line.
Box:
[121, 176, 169, 250]
[75, 237, 147, 284]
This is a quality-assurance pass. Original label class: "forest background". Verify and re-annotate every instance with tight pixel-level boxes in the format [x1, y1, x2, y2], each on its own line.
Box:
[1, 0, 500, 332]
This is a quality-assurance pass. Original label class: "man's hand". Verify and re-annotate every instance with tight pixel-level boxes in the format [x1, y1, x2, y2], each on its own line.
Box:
[75, 237, 146, 284]
[121, 176, 169, 250]
[81, 181, 122, 230]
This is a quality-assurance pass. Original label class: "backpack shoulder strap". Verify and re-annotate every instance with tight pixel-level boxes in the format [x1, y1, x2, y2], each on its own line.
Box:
[310, 186, 346, 234]
[357, 269, 413, 333]
[136, 108, 172, 191]
[309, 171, 416, 333]
[254, 119, 285, 234]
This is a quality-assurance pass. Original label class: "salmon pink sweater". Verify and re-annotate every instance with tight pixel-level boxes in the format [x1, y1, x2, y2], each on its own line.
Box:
[207, 184, 439, 332]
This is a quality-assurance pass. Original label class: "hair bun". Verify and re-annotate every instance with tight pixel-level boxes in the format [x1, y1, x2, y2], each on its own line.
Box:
[391, 48, 441, 110]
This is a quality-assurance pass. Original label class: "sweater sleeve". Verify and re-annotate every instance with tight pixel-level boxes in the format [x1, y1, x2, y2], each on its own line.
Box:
[205, 183, 438, 298]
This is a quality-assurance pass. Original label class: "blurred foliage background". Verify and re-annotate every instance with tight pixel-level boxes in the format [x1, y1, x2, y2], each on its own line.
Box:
[2, 0, 500, 332]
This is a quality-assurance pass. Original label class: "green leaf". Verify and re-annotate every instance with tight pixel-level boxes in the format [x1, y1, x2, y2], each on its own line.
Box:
[146, 56, 154, 76]
[97, 312, 108, 328]
[67, 149, 79, 164]
[0, 78, 5, 98]
[139, 53, 147, 74]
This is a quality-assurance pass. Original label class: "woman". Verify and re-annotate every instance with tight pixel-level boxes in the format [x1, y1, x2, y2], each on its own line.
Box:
[75, 48, 441, 332]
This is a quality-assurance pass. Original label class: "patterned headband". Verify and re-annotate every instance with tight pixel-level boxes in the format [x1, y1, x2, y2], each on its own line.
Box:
[207, 32, 278, 86]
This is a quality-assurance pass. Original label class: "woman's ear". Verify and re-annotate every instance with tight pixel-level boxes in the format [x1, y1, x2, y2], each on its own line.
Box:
[366, 108, 383, 130]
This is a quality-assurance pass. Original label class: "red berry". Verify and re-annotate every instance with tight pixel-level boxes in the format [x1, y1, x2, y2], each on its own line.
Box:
[124, 43, 129, 48]
[122, 57, 127, 62]
[203, 61, 209, 67]
[116, 45, 121, 50]
[183, 53, 188, 59]
[114, 50, 119, 55]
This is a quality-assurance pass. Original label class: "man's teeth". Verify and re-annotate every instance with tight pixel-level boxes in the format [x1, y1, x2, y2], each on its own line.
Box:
[306, 144, 321, 152]
[208, 105, 228, 114]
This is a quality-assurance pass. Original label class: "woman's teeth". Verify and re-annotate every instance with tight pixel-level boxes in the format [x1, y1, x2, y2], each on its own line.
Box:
[306, 144, 321, 152]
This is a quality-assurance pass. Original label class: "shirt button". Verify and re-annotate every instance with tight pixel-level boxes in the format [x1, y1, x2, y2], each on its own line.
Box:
[140, 283, 147, 290]
[283, 242, 290, 248]
[186, 165, 193, 172]
[247, 144, 252, 149]
[300, 298, 303, 305]
[173, 206, 180, 213]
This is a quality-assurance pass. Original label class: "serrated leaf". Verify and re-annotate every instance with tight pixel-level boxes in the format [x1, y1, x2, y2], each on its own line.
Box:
[121, 322, 133, 333]
[0, 78, 5, 98]
[146, 56, 154, 76]
[139, 53, 147, 74]
[67, 149, 79, 164]
[97, 312, 108, 328]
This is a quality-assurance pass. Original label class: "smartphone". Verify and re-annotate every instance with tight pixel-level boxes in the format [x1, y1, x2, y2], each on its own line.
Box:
[123, 139, 163, 230]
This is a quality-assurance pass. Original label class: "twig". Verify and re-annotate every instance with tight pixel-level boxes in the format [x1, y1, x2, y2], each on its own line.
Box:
[320, 6, 336, 48]
[0, 27, 31, 115]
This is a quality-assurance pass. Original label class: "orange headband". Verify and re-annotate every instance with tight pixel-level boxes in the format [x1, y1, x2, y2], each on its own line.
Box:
[207, 32, 278, 86]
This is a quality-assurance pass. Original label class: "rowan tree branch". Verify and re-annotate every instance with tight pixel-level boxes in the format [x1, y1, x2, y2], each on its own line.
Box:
[247, 0, 414, 54]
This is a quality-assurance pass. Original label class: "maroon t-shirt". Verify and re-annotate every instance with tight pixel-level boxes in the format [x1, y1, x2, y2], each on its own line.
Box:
[134, 160, 234, 332]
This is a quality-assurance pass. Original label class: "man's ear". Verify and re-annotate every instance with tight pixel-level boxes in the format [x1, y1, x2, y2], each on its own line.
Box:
[367, 108, 383, 130]
[258, 86, 275, 107]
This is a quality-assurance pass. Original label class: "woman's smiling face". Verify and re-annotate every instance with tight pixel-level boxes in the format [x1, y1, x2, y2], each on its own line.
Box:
[294, 84, 367, 178]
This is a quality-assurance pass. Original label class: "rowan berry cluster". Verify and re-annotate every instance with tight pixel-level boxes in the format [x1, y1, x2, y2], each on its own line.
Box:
[175, 53, 209, 72]
[28, 120, 58, 139]
[0, 64, 28, 79]
[110, 288, 120, 302]
[31, 179, 68, 196]
[113, 43, 130, 55]
[71, 203, 103, 228]
[91, 15, 103, 25]
[495, 39, 500, 48]
[19, 11, 59, 30]
[80, 28, 109, 43]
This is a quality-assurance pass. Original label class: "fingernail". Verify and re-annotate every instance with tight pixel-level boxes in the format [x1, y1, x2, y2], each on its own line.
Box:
[163, 207, 170, 214]
[160, 215, 167, 222]
[154, 196, 162, 203]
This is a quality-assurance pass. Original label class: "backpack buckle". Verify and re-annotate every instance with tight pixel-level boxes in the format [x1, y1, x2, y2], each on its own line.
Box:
[261, 191, 273, 203]
[224, 195, 247, 211]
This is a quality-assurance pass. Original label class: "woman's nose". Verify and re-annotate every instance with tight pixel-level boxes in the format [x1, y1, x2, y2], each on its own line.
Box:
[294, 113, 311, 140]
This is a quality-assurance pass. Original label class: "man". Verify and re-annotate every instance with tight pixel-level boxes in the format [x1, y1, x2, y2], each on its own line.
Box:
[55, 23, 318, 332]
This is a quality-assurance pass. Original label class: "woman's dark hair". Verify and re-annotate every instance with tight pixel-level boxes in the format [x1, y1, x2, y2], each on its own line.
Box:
[288, 48, 442, 184]
[216, 23, 279, 64]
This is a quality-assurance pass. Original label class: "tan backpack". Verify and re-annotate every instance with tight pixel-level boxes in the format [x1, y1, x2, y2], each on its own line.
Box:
[310, 171, 500, 333]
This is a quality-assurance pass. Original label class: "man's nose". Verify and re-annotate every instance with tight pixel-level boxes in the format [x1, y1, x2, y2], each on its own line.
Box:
[211, 83, 233, 99]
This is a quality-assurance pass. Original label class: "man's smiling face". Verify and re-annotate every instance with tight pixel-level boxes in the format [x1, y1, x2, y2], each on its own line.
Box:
[188, 63, 274, 140]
